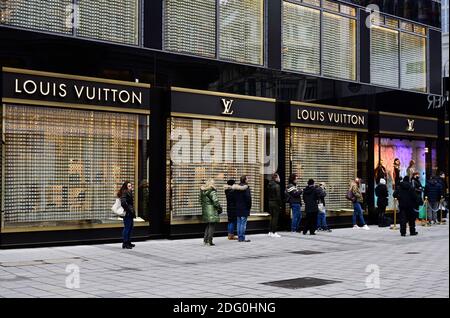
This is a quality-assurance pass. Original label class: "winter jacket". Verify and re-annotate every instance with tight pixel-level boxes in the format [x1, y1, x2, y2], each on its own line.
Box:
[200, 185, 222, 223]
[120, 191, 136, 218]
[286, 183, 302, 205]
[424, 178, 443, 204]
[375, 183, 389, 208]
[350, 182, 363, 203]
[316, 186, 327, 206]
[393, 181, 417, 210]
[303, 185, 320, 214]
[267, 180, 282, 207]
[411, 177, 424, 207]
[235, 183, 252, 217]
[224, 184, 249, 218]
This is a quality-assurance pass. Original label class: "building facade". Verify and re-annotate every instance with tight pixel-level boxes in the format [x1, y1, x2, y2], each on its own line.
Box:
[0, 0, 446, 247]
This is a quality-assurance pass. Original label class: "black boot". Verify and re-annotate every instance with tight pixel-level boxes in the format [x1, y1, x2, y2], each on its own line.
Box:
[122, 243, 132, 249]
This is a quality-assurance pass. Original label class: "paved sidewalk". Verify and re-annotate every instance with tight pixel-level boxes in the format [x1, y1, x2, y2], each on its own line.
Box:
[0, 225, 448, 298]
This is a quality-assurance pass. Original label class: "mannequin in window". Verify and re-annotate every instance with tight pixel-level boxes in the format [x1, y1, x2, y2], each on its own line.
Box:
[393, 158, 402, 190]
[374, 159, 387, 184]
[406, 160, 416, 180]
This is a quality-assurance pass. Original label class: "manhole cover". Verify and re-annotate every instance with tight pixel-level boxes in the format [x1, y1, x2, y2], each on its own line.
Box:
[263, 277, 341, 289]
[291, 250, 324, 255]
[405, 252, 420, 255]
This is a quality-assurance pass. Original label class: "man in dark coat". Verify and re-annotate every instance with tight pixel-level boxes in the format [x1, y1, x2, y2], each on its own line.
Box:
[235, 175, 252, 242]
[375, 178, 389, 227]
[424, 176, 443, 224]
[267, 173, 282, 238]
[224, 180, 237, 240]
[302, 179, 320, 235]
[393, 176, 418, 237]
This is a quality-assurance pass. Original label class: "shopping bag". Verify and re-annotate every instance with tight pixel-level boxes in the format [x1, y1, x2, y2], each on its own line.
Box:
[418, 205, 427, 219]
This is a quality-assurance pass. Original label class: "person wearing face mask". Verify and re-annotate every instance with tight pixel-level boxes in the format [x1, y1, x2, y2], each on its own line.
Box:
[375, 178, 389, 227]
[267, 173, 282, 238]
[286, 174, 303, 233]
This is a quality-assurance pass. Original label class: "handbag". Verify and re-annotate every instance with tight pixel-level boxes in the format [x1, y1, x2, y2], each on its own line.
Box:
[111, 198, 126, 217]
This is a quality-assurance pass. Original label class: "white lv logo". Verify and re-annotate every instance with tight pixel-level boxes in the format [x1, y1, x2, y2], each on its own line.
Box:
[221, 99, 234, 115]
[407, 119, 415, 132]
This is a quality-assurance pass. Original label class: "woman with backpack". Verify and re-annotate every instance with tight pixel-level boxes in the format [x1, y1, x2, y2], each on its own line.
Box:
[348, 178, 370, 230]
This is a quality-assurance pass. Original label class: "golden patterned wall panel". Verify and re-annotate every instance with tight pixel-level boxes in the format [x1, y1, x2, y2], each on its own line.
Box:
[286, 127, 356, 211]
[168, 117, 267, 217]
[3, 105, 137, 225]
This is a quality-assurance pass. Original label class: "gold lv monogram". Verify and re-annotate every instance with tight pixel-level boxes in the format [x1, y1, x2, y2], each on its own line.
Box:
[407, 119, 415, 132]
[221, 99, 234, 115]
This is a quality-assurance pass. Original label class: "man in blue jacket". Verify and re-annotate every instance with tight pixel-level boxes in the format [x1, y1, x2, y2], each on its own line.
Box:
[235, 175, 252, 243]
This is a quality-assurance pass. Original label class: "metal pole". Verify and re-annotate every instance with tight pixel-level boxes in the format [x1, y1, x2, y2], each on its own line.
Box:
[391, 198, 398, 230]
[423, 197, 430, 227]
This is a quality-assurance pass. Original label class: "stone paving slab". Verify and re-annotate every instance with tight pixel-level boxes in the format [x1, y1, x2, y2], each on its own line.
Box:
[0, 225, 448, 298]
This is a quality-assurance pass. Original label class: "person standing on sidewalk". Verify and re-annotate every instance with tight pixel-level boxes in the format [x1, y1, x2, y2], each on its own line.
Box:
[349, 178, 370, 230]
[411, 172, 424, 220]
[119, 181, 136, 249]
[393, 176, 418, 237]
[224, 179, 238, 240]
[267, 173, 282, 238]
[375, 178, 389, 227]
[235, 176, 252, 243]
[316, 182, 331, 232]
[200, 179, 222, 246]
[424, 176, 443, 225]
[302, 179, 320, 235]
[286, 174, 303, 233]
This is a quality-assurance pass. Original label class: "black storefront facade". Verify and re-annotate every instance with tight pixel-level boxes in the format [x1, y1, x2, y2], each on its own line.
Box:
[0, 0, 447, 247]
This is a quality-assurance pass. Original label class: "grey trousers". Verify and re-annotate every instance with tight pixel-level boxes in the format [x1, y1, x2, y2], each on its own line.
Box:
[427, 202, 440, 222]
[204, 222, 216, 243]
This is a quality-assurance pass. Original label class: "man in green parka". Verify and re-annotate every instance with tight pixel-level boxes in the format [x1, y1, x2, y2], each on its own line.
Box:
[200, 179, 223, 246]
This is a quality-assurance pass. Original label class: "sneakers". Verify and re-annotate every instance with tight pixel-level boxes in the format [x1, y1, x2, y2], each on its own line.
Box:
[410, 232, 418, 236]
[272, 233, 281, 238]
[353, 225, 360, 229]
[228, 234, 238, 240]
[268, 232, 274, 237]
[362, 225, 370, 230]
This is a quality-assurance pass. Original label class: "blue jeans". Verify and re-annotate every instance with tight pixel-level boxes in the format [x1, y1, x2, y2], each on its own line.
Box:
[291, 204, 302, 232]
[123, 214, 134, 243]
[227, 219, 236, 235]
[317, 212, 328, 229]
[353, 202, 366, 226]
[237, 216, 248, 241]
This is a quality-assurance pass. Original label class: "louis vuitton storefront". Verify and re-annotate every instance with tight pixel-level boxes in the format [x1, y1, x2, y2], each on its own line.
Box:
[0, 68, 151, 247]
[284, 101, 369, 225]
[372, 112, 439, 212]
[167, 87, 278, 236]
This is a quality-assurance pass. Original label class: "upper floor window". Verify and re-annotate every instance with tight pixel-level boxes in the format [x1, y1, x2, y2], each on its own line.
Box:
[370, 15, 428, 92]
[164, 0, 265, 66]
[0, 0, 140, 45]
[282, 0, 357, 81]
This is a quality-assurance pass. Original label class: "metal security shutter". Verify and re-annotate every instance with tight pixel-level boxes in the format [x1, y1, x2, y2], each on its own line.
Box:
[3, 105, 137, 226]
[169, 118, 265, 217]
[282, 1, 320, 74]
[400, 32, 427, 92]
[219, 0, 264, 65]
[0, 0, 72, 34]
[77, 0, 139, 45]
[287, 127, 356, 211]
[370, 26, 399, 88]
[164, 0, 216, 58]
[322, 12, 357, 80]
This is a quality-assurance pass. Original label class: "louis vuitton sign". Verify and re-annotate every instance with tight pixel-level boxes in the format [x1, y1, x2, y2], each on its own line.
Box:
[378, 112, 438, 138]
[2, 67, 151, 109]
[290, 102, 368, 132]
